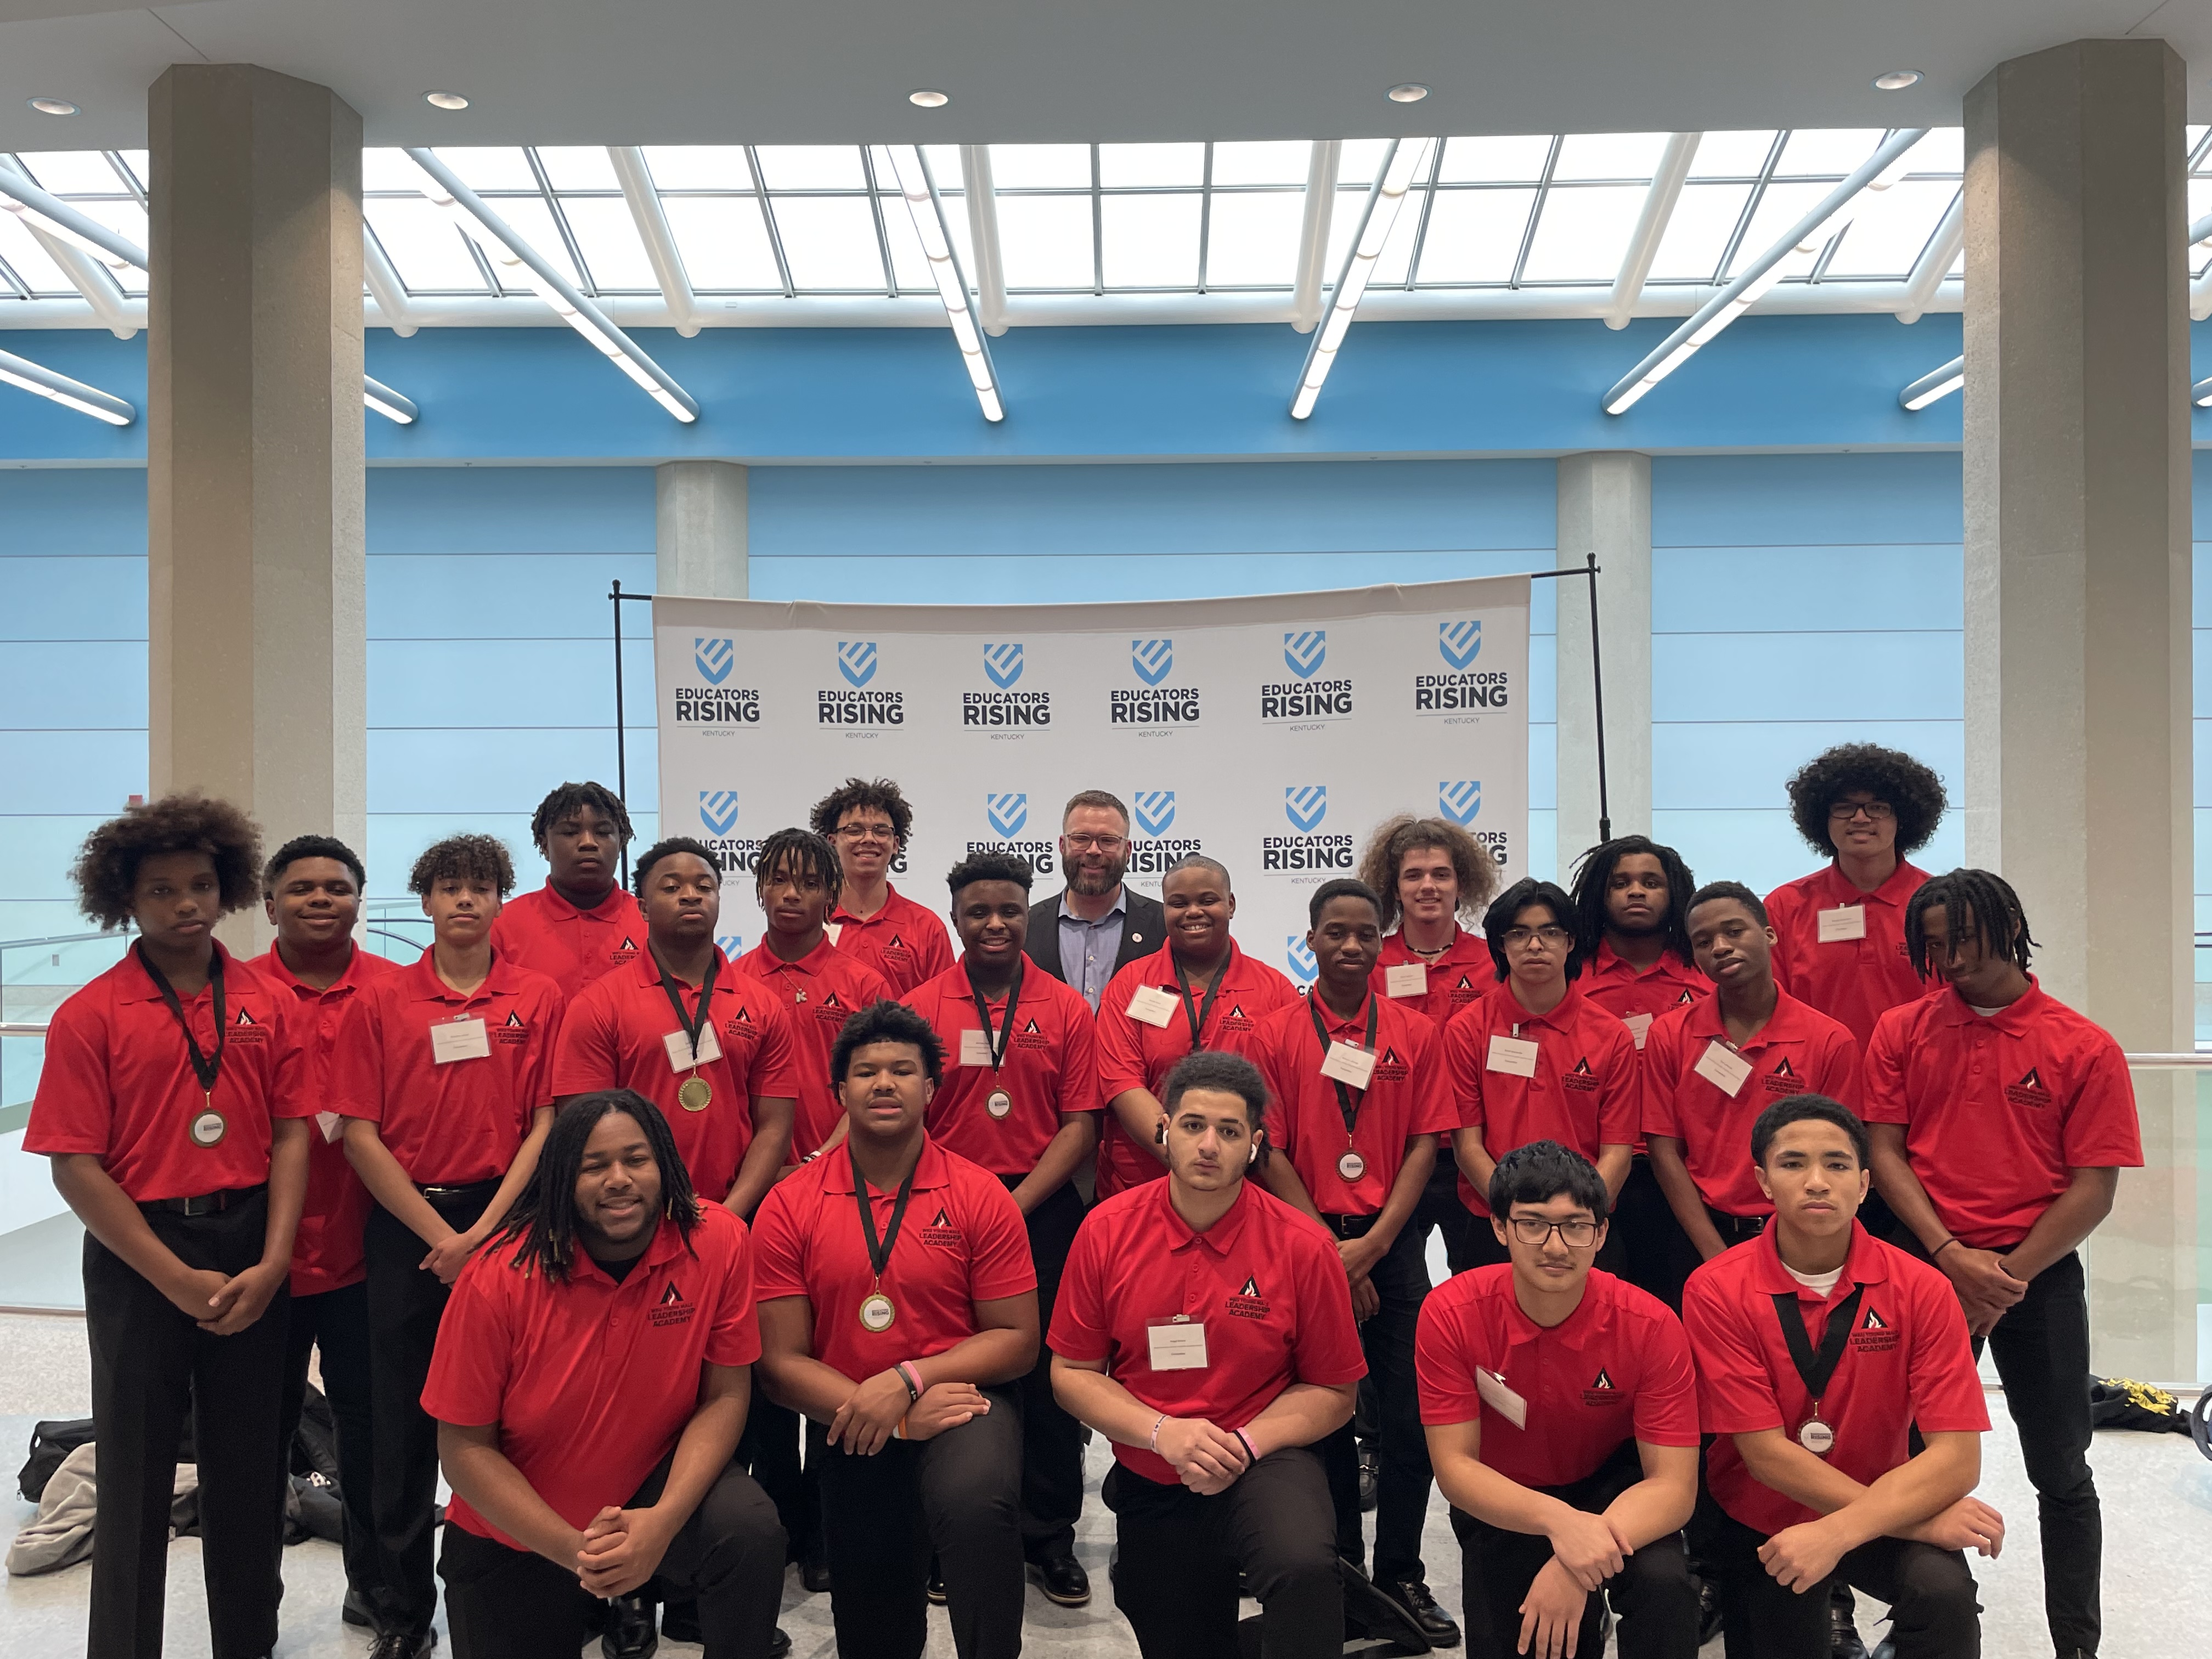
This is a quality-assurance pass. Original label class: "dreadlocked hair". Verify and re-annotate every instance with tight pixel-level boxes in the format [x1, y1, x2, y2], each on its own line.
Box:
[1905, 867, 2036, 980]
[1784, 744, 1948, 858]
[488, 1091, 703, 1283]
[754, 827, 843, 896]
[529, 781, 635, 854]
[1567, 835, 1697, 963]
[1355, 815, 1498, 933]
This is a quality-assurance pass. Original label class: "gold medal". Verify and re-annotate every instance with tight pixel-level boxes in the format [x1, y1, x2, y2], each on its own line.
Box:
[189, 1105, 228, 1148]
[859, 1291, 897, 1333]
[678, 1074, 713, 1113]
[1337, 1150, 1366, 1182]
[986, 1088, 1013, 1120]
[1798, 1418, 1835, 1455]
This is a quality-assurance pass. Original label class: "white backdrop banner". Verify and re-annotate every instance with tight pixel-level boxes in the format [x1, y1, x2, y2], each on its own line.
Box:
[652, 577, 1529, 989]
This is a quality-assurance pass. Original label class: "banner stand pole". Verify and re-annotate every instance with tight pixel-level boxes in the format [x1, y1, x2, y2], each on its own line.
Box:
[610, 581, 657, 890]
[1527, 561, 1610, 844]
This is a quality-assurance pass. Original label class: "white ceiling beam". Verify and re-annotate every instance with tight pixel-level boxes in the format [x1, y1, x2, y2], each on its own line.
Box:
[882, 144, 1002, 420]
[608, 146, 701, 337]
[1900, 355, 1963, 410]
[1290, 139, 1341, 335]
[0, 343, 134, 424]
[1894, 191, 1963, 325]
[25, 222, 136, 338]
[1290, 137, 1434, 417]
[1604, 132, 1699, 331]
[363, 230, 419, 337]
[363, 374, 419, 424]
[958, 144, 1009, 337]
[0, 159, 145, 278]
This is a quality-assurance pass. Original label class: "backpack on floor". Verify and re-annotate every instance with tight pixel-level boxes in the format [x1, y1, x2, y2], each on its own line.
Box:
[2089, 1376, 2191, 1435]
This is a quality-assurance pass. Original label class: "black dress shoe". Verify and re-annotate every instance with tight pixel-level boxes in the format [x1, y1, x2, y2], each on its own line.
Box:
[1392, 1580, 1461, 1648]
[926, 1562, 947, 1605]
[1829, 1585, 1867, 1659]
[341, 1587, 380, 1632]
[1696, 1575, 1724, 1645]
[368, 1634, 437, 1659]
[1357, 1444, 1380, 1511]
[1031, 1553, 1091, 1606]
[658, 1599, 700, 1644]
[801, 1555, 832, 1594]
[769, 1631, 791, 1659]
[602, 1591, 659, 1659]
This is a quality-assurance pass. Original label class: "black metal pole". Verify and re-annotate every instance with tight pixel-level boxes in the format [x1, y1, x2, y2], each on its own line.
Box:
[1584, 552, 1611, 844]
[611, 579, 629, 889]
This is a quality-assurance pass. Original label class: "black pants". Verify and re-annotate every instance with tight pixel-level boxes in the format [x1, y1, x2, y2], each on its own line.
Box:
[736, 1394, 812, 1564]
[1456, 1209, 1511, 1271]
[1449, 1443, 1697, 1659]
[1318, 1216, 1432, 1585]
[280, 1277, 379, 1601]
[439, 1455, 785, 1659]
[812, 1386, 1025, 1659]
[1697, 1500, 1979, 1659]
[1103, 1448, 1341, 1659]
[84, 1192, 290, 1659]
[1005, 1175, 1087, 1560]
[1611, 1156, 1697, 1307]
[365, 1181, 496, 1636]
[1408, 1158, 1477, 1275]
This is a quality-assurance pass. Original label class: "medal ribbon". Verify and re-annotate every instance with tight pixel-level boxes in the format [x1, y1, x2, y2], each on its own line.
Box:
[1770, 1282, 1866, 1419]
[1172, 955, 1228, 1053]
[138, 942, 226, 1102]
[651, 944, 720, 1069]
[966, 958, 1025, 1079]
[1308, 991, 1380, 1137]
[850, 1142, 923, 1292]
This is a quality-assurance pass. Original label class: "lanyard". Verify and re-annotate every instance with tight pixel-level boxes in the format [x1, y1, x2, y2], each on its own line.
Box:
[1308, 991, 1380, 1135]
[138, 942, 225, 1101]
[1172, 955, 1227, 1052]
[1770, 1282, 1865, 1408]
[651, 944, 719, 1064]
[850, 1143, 923, 1287]
[967, 959, 1024, 1074]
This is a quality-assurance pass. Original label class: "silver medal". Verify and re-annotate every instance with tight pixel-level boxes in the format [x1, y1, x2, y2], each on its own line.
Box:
[1797, 1418, 1835, 1455]
[1336, 1150, 1366, 1182]
[986, 1088, 1013, 1120]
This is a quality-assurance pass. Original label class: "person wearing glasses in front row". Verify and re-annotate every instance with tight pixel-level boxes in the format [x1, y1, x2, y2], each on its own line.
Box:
[1024, 789, 1167, 1013]
[810, 778, 955, 995]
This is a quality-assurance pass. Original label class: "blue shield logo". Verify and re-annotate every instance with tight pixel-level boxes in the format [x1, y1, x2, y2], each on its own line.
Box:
[716, 934, 745, 956]
[1133, 791, 1176, 837]
[1440, 781, 1482, 826]
[694, 637, 735, 686]
[1283, 630, 1327, 679]
[1438, 620, 1482, 670]
[1285, 937, 1318, 984]
[986, 793, 1029, 838]
[699, 791, 741, 836]
[837, 641, 878, 687]
[1131, 639, 1173, 687]
[983, 642, 1024, 688]
[1285, 786, 1328, 833]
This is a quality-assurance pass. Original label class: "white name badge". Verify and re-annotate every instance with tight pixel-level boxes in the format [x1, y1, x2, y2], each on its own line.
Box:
[430, 1017, 490, 1065]
[1383, 963, 1429, 999]
[1623, 1012, 1655, 1050]
[663, 1024, 723, 1072]
[1694, 1040, 1753, 1098]
[824, 921, 843, 945]
[1147, 1319, 1209, 1371]
[1818, 905, 1868, 943]
[1126, 985, 1178, 1028]
[1486, 1034, 1541, 1078]
[317, 1111, 343, 1144]
[1320, 1041, 1378, 1089]
[1475, 1367, 1529, 1431]
[960, 1027, 997, 1067]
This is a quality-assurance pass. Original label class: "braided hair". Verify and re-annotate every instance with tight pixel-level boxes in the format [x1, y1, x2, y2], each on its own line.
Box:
[1905, 868, 2036, 980]
[488, 1091, 703, 1283]
[529, 781, 635, 854]
[1567, 835, 1696, 964]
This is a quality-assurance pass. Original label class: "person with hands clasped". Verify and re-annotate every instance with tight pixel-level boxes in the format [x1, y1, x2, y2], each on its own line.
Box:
[1684, 1097, 2000, 1659]
[28, 795, 314, 1659]
[1249, 877, 1461, 1645]
[1051, 1051, 1366, 1659]
[1865, 871, 2137, 1659]
[1419, 1141, 1701, 1659]
[751, 1000, 1039, 1659]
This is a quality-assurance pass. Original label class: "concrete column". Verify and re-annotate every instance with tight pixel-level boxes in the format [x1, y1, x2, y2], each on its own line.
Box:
[1962, 38, 2195, 1380]
[1555, 452, 1653, 865]
[657, 460, 749, 597]
[147, 64, 365, 953]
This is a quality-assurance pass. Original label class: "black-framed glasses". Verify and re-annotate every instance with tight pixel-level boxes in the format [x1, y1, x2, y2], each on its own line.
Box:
[1827, 800, 1895, 822]
[834, 822, 896, 843]
[1508, 1216, 1599, 1248]
[1062, 834, 1127, 853]
[1501, 925, 1573, 948]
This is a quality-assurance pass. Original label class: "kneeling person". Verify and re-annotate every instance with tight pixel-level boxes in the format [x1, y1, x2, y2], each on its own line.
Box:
[1418, 1141, 1700, 1659]
[1052, 1052, 1365, 1659]
[425, 1091, 787, 1659]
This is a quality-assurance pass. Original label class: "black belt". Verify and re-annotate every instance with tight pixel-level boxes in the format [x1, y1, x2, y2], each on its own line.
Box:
[143, 1182, 265, 1218]
[419, 1179, 501, 1199]
[1706, 1207, 1768, 1245]
[1320, 1211, 1380, 1240]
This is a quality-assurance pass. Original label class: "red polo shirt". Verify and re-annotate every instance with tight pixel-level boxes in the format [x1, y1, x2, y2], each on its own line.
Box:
[1370, 928, 1494, 1028]
[1249, 991, 1455, 1216]
[1863, 979, 2142, 1250]
[1641, 990, 1859, 1218]
[1415, 1265, 1700, 1489]
[1579, 943, 1710, 1052]
[736, 936, 893, 1160]
[550, 949, 802, 1201]
[1441, 983, 1639, 1215]
[1094, 941, 1300, 1199]
[1051, 1178, 1367, 1486]
[827, 885, 954, 996]
[752, 1137, 1035, 1385]
[249, 944, 402, 1296]
[29, 944, 312, 1205]
[422, 1204, 761, 1549]
[489, 882, 645, 1004]
[328, 951, 563, 1187]
[902, 962, 1102, 1178]
[1766, 861, 1933, 1050]
[1684, 1223, 1988, 1537]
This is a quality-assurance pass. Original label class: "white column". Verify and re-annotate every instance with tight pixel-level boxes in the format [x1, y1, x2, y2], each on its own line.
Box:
[1962, 37, 2196, 1380]
[1555, 452, 1653, 864]
[656, 460, 749, 598]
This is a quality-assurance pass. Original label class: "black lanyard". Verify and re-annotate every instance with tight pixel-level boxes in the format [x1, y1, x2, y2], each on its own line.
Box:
[1172, 955, 1227, 1052]
[138, 943, 225, 1099]
[651, 945, 719, 1063]
[1770, 1282, 1865, 1406]
[850, 1144, 922, 1283]
[967, 960, 1024, 1073]
[1308, 992, 1380, 1135]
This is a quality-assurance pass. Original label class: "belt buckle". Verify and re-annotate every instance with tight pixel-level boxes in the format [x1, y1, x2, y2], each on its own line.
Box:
[180, 1192, 220, 1217]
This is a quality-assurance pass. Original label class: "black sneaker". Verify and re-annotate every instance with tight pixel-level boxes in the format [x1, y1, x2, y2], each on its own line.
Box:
[367, 1634, 437, 1659]
[1392, 1580, 1459, 1647]
[1696, 1574, 1724, 1645]
[800, 1554, 832, 1594]
[601, 1591, 658, 1659]
[1030, 1553, 1091, 1607]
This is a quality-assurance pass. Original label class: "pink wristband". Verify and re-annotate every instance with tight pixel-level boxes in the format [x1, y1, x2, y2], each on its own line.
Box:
[895, 1361, 924, 1401]
[1234, 1428, 1259, 1464]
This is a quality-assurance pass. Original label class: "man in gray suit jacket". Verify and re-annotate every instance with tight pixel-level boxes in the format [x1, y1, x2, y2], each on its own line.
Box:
[1023, 789, 1165, 1012]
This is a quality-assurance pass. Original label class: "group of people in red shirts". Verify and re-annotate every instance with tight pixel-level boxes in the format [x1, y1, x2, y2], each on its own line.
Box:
[26, 742, 2139, 1659]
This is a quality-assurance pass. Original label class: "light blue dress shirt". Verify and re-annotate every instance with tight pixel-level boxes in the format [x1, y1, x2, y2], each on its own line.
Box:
[1056, 888, 1128, 1012]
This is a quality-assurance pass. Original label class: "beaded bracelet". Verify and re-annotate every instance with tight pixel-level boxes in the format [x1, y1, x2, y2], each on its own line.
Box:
[1148, 1412, 1167, 1453]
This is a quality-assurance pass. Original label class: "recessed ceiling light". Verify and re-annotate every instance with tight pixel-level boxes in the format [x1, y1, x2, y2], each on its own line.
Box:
[1387, 83, 1430, 104]
[1872, 70, 1923, 91]
[29, 97, 79, 116]
[424, 91, 470, 111]
[909, 89, 950, 108]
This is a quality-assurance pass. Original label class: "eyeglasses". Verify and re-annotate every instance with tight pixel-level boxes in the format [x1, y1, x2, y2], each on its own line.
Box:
[1500, 925, 1573, 948]
[1827, 800, 1895, 822]
[1062, 834, 1127, 853]
[834, 822, 896, 843]
[1508, 1217, 1599, 1248]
